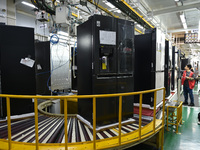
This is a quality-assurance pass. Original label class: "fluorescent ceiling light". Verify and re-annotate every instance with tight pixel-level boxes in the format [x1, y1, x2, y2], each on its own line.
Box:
[183, 23, 187, 29]
[180, 13, 187, 29]
[105, 2, 115, 9]
[180, 14, 186, 23]
[22, 1, 36, 8]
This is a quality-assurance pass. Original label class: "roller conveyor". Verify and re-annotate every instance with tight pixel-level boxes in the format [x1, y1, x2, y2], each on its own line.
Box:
[0, 115, 151, 144]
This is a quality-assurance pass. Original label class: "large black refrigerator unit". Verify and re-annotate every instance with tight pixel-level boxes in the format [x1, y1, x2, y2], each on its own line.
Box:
[0, 25, 36, 118]
[77, 15, 135, 127]
[35, 41, 51, 95]
[134, 28, 165, 107]
[164, 40, 171, 97]
[171, 46, 177, 91]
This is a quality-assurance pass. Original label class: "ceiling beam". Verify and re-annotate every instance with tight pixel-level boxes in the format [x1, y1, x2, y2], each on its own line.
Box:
[149, 2, 200, 16]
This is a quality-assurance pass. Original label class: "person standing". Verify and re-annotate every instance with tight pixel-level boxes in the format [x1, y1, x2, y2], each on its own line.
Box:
[182, 64, 196, 106]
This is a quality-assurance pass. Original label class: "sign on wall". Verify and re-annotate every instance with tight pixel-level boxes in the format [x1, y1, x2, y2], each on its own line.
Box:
[184, 33, 199, 43]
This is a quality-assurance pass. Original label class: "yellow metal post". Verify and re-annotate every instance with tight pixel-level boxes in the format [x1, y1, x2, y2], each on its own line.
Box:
[93, 97, 96, 150]
[166, 107, 169, 131]
[176, 108, 179, 133]
[153, 91, 157, 133]
[6, 97, 11, 150]
[118, 96, 122, 145]
[162, 89, 165, 126]
[34, 98, 39, 150]
[139, 94, 143, 139]
[181, 103, 183, 124]
[161, 127, 165, 150]
[64, 98, 68, 150]
[161, 89, 165, 150]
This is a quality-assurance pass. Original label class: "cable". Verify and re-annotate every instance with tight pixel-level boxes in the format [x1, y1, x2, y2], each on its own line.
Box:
[47, 41, 71, 95]
[94, 0, 97, 9]
[97, 0, 100, 8]
[86, 6, 91, 13]
[47, 63, 70, 94]
[50, 34, 59, 45]
[36, 61, 69, 76]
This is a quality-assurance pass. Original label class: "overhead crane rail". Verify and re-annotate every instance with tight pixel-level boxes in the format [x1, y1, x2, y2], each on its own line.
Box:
[107, 0, 154, 29]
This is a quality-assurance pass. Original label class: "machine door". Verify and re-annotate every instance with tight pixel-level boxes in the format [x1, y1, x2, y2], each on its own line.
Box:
[93, 15, 117, 75]
[117, 20, 134, 75]
[117, 77, 134, 120]
[171, 46, 176, 91]
[93, 77, 118, 126]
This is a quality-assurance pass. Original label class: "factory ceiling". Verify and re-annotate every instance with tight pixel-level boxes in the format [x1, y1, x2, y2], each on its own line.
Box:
[15, 0, 200, 57]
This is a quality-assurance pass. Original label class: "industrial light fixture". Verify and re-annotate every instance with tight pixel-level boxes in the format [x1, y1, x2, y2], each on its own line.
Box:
[104, 1, 115, 9]
[180, 13, 187, 29]
[21, 1, 36, 8]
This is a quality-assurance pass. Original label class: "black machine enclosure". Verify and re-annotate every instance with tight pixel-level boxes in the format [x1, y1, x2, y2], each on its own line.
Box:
[171, 46, 177, 91]
[134, 28, 165, 106]
[164, 40, 171, 97]
[0, 25, 36, 118]
[77, 15, 135, 127]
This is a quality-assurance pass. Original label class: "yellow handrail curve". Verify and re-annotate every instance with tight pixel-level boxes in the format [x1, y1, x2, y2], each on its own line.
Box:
[0, 87, 165, 150]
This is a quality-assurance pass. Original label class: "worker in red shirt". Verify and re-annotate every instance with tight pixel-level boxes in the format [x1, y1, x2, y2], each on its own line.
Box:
[181, 64, 196, 106]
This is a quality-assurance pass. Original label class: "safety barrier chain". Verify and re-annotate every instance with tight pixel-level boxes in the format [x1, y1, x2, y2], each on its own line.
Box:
[0, 87, 165, 150]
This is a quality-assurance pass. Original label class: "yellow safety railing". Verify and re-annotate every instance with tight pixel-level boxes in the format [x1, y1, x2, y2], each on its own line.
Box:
[166, 101, 183, 133]
[0, 87, 165, 150]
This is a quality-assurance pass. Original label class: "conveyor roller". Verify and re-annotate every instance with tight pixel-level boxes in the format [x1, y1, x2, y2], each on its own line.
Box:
[0, 115, 151, 143]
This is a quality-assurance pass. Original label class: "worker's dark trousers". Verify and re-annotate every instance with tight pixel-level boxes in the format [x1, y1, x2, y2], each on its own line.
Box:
[183, 85, 194, 104]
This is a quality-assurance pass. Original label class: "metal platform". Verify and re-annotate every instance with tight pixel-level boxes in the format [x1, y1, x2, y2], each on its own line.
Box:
[0, 115, 151, 143]
[0, 115, 162, 150]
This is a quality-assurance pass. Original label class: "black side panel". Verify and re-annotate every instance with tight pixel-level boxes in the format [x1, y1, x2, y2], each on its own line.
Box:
[92, 15, 118, 126]
[77, 18, 93, 123]
[35, 41, 51, 95]
[0, 25, 35, 118]
[171, 46, 175, 91]
[134, 33, 154, 105]
[164, 40, 171, 97]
